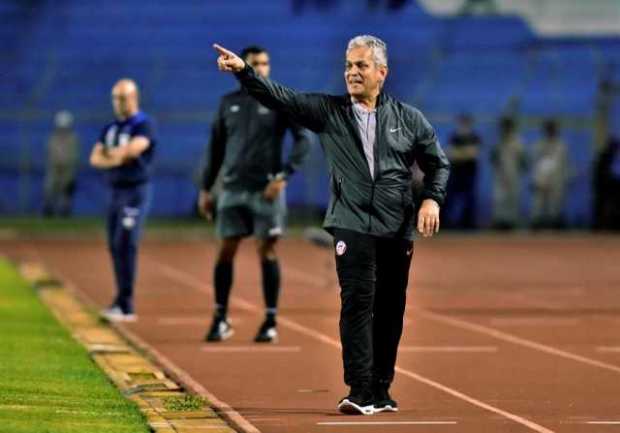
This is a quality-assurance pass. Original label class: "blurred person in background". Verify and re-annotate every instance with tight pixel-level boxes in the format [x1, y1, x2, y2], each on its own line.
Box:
[444, 113, 481, 229]
[198, 45, 312, 344]
[491, 116, 527, 230]
[459, 0, 498, 15]
[531, 119, 569, 229]
[43, 110, 79, 217]
[367, 0, 411, 11]
[593, 135, 620, 230]
[89, 79, 156, 322]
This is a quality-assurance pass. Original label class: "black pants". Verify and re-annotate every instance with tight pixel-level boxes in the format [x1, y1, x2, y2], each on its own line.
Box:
[106, 184, 151, 314]
[333, 228, 413, 389]
[445, 173, 477, 229]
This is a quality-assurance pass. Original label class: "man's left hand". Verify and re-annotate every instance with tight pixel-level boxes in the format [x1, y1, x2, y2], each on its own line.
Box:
[263, 179, 287, 201]
[417, 198, 440, 237]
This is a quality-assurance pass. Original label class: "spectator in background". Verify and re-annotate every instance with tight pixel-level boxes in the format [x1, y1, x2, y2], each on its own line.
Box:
[491, 116, 527, 230]
[459, 0, 498, 15]
[444, 114, 480, 229]
[43, 110, 79, 217]
[531, 119, 569, 229]
[367, 0, 411, 11]
[593, 135, 620, 230]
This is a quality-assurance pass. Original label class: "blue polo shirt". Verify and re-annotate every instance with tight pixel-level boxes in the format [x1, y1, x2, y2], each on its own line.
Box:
[99, 111, 156, 188]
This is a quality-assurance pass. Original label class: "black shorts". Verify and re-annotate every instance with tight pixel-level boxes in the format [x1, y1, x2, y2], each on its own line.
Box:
[215, 189, 286, 240]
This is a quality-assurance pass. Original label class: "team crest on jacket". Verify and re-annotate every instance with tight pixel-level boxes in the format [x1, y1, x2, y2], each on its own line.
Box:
[336, 240, 347, 256]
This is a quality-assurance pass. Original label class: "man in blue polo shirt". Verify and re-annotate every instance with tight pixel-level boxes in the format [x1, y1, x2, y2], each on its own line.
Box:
[90, 78, 156, 322]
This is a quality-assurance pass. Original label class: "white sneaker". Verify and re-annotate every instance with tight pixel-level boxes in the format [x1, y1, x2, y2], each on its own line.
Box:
[101, 306, 137, 322]
[206, 317, 234, 342]
[337, 398, 375, 415]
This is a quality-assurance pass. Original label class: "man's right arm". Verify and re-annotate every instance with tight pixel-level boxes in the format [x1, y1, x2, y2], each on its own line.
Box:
[213, 44, 329, 132]
[201, 102, 227, 192]
[198, 102, 227, 219]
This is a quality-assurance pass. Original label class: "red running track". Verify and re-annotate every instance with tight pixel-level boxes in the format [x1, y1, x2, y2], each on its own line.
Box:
[3, 234, 620, 433]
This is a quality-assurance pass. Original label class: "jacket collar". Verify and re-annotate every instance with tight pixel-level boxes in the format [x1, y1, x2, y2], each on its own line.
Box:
[342, 91, 388, 108]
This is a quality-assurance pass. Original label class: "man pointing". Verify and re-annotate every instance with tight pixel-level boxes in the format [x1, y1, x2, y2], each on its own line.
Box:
[213, 36, 450, 415]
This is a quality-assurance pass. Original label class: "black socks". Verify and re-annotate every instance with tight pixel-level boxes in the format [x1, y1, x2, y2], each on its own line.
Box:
[214, 261, 233, 318]
[261, 258, 280, 323]
[214, 258, 280, 323]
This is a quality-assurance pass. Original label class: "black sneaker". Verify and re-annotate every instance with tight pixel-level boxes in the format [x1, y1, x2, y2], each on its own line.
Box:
[205, 316, 234, 342]
[338, 386, 375, 415]
[254, 318, 278, 343]
[373, 385, 398, 413]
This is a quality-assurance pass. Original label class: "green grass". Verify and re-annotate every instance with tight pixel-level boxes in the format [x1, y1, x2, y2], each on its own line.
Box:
[0, 216, 322, 238]
[0, 216, 208, 233]
[163, 395, 206, 412]
[0, 260, 150, 433]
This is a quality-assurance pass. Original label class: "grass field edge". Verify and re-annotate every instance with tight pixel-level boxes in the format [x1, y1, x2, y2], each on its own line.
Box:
[16, 260, 244, 433]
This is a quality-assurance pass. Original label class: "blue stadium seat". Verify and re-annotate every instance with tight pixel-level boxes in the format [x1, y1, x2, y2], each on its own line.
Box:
[0, 0, 617, 219]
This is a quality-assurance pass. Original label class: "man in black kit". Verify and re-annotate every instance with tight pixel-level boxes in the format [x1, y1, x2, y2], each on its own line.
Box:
[198, 46, 311, 344]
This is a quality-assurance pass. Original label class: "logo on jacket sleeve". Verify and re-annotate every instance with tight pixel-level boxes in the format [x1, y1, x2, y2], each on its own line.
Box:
[336, 240, 347, 256]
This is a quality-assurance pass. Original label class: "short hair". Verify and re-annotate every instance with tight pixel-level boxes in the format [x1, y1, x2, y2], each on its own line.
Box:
[346, 35, 388, 67]
[54, 110, 74, 128]
[543, 119, 559, 137]
[240, 45, 268, 61]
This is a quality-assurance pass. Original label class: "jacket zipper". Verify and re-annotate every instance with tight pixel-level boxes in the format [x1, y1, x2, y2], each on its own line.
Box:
[368, 182, 375, 231]
[368, 103, 382, 232]
[343, 99, 381, 233]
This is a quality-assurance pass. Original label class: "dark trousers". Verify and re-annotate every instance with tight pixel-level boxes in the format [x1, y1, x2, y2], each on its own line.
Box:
[445, 173, 477, 229]
[332, 228, 413, 389]
[106, 183, 151, 313]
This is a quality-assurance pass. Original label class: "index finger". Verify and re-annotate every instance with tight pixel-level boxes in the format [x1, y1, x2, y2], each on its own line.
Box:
[213, 43, 235, 57]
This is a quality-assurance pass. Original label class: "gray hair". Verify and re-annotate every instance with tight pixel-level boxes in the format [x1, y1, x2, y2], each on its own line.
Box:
[346, 35, 388, 67]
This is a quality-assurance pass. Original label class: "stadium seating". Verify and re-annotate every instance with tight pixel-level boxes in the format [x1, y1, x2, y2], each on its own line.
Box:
[1, 0, 618, 227]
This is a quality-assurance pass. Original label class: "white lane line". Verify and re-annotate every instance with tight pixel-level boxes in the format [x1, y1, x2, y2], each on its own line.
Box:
[596, 347, 620, 353]
[317, 421, 457, 426]
[285, 266, 327, 288]
[586, 421, 620, 425]
[158, 317, 209, 325]
[149, 258, 555, 433]
[489, 318, 580, 327]
[202, 346, 301, 353]
[244, 417, 285, 422]
[417, 309, 620, 375]
[399, 346, 497, 353]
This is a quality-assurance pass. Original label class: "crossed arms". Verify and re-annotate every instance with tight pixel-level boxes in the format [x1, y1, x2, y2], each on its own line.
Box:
[89, 136, 150, 169]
